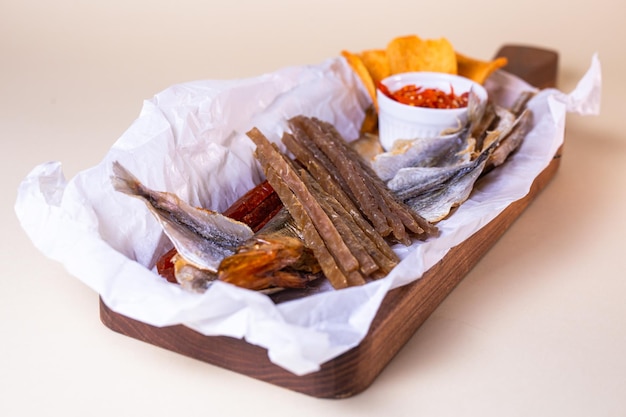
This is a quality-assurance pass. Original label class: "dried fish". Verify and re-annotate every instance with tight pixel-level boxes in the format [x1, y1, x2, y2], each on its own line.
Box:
[217, 234, 316, 291]
[369, 87, 536, 224]
[485, 108, 533, 170]
[217, 203, 323, 287]
[389, 143, 494, 222]
[372, 135, 470, 182]
[172, 254, 218, 293]
[110, 161, 253, 276]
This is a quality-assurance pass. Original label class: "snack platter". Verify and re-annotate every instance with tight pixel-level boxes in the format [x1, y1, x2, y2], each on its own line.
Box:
[98, 44, 561, 398]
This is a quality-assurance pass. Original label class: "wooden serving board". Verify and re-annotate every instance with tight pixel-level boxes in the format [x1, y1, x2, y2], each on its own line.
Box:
[100, 44, 560, 398]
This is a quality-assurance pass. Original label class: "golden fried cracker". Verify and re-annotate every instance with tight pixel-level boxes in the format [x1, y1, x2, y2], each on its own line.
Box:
[359, 104, 379, 135]
[359, 49, 391, 87]
[341, 50, 378, 107]
[386, 35, 457, 74]
[456, 52, 508, 84]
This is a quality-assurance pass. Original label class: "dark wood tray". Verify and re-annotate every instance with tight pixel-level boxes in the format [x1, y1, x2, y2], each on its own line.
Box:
[100, 44, 560, 398]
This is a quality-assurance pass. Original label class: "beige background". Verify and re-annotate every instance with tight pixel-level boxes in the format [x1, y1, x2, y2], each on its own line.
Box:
[2, 0, 625, 415]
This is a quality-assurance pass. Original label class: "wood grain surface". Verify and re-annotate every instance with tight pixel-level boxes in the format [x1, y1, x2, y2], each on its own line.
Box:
[100, 44, 560, 398]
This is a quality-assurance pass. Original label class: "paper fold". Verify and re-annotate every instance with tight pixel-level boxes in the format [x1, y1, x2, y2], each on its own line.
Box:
[15, 55, 601, 375]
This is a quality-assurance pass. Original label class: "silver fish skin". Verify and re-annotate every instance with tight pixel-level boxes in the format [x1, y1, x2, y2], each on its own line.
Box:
[162, 209, 303, 294]
[479, 106, 517, 152]
[486, 108, 533, 169]
[387, 107, 519, 222]
[392, 144, 493, 222]
[110, 161, 254, 273]
[372, 134, 470, 182]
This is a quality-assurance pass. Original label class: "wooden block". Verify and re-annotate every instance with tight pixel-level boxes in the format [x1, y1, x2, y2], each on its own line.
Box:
[496, 44, 559, 89]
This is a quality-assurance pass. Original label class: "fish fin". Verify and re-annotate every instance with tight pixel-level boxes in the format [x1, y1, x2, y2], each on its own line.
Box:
[110, 161, 144, 197]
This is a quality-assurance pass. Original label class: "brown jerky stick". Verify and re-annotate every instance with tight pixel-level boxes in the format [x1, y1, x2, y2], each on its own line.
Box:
[248, 127, 363, 285]
[290, 116, 389, 232]
[325, 197, 398, 275]
[300, 170, 377, 278]
[316, 118, 438, 239]
[357, 159, 435, 238]
[289, 116, 392, 236]
[303, 169, 398, 276]
[386, 193, 435, 238]
[292, 117, 410, 240]
[264, 167, 350, 289]
[304, 117, 426, 243]
[287, 121, 360, 207]
[282, 132, 399, 264]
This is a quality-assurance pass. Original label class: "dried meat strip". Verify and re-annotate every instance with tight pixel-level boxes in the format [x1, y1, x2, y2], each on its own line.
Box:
[248, 127, 368, 288]
[289, 116, 392, 236]
[355, 157, 437, 239]
[263, 167, 351, 289]
[317, 118, 438, 239]
[282, 131, 399, 265]
[259, 138, 359, 272]
[306, 173, 399, 275]
[287, 120, 360, 208]
[297, 117, 438, 241]
[295, 116, 409, 241]
[300, 170, 377, 277]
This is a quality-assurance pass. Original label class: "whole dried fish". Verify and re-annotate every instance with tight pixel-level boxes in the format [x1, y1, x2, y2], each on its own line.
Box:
[370, 90, 488, 182]
[111, 161, 254, 275]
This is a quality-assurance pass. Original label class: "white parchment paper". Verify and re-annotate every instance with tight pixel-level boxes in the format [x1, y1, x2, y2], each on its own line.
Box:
[15, 54, 601, 375]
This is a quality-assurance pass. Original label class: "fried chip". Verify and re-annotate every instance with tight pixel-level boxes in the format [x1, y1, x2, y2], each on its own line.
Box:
[386, 35, 457, 75]
[359, 49, 391, 87]
[341, 50, 378, 107]
[456, 52, 508, 84]
[359, 104, 379, 135]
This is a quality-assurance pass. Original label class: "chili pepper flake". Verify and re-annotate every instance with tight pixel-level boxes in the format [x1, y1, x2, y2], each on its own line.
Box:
[379, 82, 469, 109]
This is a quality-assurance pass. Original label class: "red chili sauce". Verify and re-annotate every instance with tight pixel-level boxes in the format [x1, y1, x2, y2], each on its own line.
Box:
[379, 82, 469, 109]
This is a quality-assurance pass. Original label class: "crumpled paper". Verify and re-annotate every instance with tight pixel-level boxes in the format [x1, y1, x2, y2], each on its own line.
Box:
[15, 54, 601, 375]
